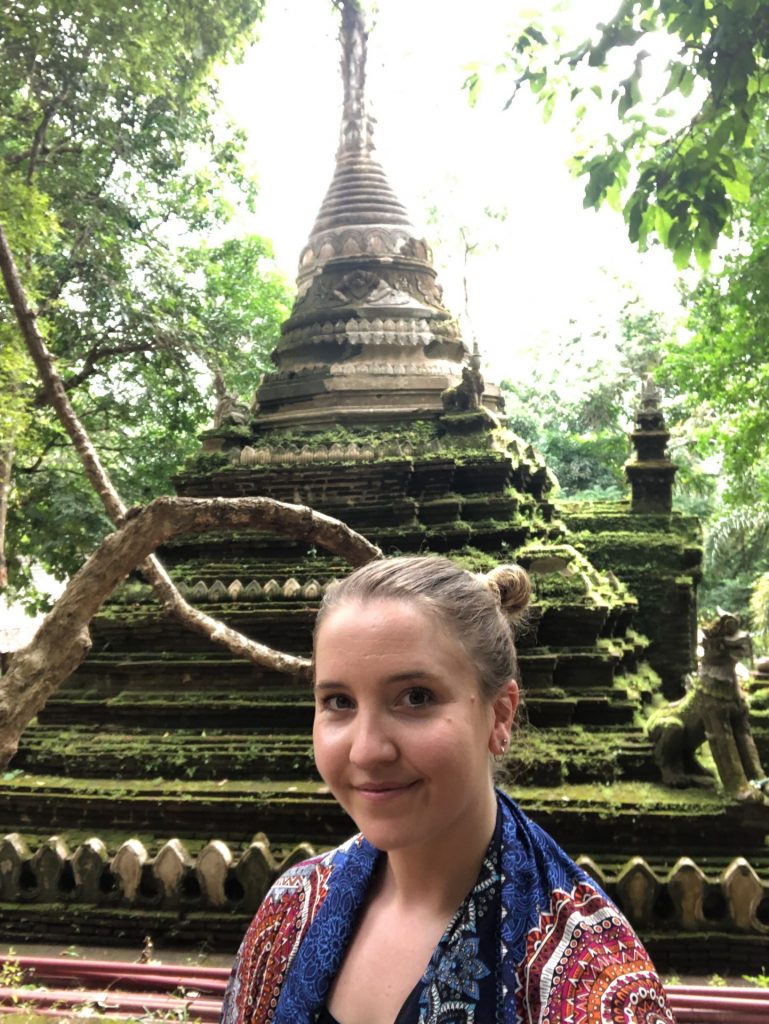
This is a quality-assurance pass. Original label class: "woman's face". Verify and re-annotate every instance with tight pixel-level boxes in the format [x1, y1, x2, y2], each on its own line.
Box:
[312, 597, 518, 856]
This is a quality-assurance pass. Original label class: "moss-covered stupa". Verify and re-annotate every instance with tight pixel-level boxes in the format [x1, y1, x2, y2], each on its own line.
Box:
[2, 1, 767, 972]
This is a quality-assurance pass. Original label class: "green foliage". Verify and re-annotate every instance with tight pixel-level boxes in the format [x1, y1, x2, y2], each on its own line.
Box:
[660, 126, 769, 504]
[0, 0, 291, 606]
[495, 0, 769, 264]
[750, 573, 769, 651]
[0, 950, 24, 991]
[500, 296, 664, 498]
[654, 114, 769, 620]
[742, 969, 769, 988]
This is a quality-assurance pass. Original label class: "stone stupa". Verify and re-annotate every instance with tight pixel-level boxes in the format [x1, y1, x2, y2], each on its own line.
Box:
[2, 1, 765, 975]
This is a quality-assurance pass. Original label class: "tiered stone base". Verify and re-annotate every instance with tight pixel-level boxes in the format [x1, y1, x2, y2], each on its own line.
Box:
[3, 418, 765, 968]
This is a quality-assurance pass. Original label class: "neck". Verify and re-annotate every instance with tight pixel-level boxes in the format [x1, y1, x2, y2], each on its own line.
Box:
[377, 784, 498, 914]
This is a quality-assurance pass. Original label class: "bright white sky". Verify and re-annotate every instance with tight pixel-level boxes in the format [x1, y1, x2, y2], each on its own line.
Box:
[219, 0, 686, 381]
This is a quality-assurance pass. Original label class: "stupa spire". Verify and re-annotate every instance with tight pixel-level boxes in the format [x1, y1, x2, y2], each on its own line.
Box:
[337, 0, 374, 157]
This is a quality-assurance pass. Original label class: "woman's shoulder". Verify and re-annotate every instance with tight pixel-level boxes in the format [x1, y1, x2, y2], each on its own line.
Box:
[495, 794, 675, 1022]
[221, 836, 366, 1024]
[255, 835, 359, 914]
[515, 878, 674, 1022]
[240, 832, 371, 942]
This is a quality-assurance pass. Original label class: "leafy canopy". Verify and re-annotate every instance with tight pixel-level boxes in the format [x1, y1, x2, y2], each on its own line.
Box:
[660, 109, 769, 507]
[0, 0, 291, 606]
[486, 0, 769, 268]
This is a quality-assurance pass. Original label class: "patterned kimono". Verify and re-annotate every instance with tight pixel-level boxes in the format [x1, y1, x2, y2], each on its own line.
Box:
[221, 791, 676, 1024]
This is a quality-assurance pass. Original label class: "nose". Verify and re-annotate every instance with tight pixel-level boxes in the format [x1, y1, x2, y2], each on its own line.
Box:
[349, 710, 398, 768]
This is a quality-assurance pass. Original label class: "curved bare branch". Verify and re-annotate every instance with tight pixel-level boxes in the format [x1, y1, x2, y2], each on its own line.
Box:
[0, 495, 381, 769]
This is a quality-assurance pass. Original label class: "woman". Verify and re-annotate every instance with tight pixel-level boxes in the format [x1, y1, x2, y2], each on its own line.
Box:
[221, 556, 675, 1024]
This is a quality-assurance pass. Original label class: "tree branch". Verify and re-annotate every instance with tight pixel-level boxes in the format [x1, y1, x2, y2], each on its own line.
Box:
[0, 495, 381, 768]
[26, 87, 70, 185]
[33, 340, 156, 406]
[14, 435, 68, 474]
[5, 142, 83, 168]
[0, 447, 13, 590]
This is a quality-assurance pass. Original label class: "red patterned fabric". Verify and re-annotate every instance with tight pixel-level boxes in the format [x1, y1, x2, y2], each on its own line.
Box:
[516, 882, 674, 1024]
[222, 853, 333, 1023]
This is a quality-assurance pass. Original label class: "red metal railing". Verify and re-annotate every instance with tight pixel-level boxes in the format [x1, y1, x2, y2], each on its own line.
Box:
[0, 955, 768, 1022]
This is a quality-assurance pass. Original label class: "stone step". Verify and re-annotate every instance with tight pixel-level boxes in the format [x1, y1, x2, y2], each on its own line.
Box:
[0, 778, 763, 861]
[13, 721, 656, 786]
[14, 727, 318, 781]
[41, 686, 639, 731]
[0, 779, 347, 847]
[39, 695, 316, 729]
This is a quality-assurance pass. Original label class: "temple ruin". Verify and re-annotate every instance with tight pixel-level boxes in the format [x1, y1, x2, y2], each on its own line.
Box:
[1, 2, 767, 972]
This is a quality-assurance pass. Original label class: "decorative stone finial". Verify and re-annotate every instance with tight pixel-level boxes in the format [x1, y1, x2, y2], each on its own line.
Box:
[337, 0, 374, 157]
[625, 375, 677, 513]
[212, 371, 250, 430]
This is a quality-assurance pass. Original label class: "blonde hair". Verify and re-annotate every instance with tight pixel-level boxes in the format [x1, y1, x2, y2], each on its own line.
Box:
[313, 555, 530, 700]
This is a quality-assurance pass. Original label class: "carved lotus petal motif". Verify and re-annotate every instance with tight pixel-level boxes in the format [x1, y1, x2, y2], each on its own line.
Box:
[208, 580, 228, 602]
[302, 579, 323, 600]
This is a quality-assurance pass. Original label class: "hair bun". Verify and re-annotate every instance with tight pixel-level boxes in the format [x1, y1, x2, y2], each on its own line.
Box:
[484, 564, 531, 621]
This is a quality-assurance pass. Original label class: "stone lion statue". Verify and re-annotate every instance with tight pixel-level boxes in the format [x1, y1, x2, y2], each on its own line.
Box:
[212, 372, 250, 429]
[441, 361, 484, 413]
[646, 611, 768, 801]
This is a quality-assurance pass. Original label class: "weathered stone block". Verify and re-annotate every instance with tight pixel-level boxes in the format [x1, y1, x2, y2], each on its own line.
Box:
[616, 856, 659, 927]
[72, 838, 109, 903]
[667, 857, 707, 930]
[197, 839, 233, 908]
[721, 857, 768, 933]
[0, 833, 30, 901]
[235, 837, 277, 912]
[30, 836, 71, 901]
[111, 838, 148, 902]
[153, 838, 193, 905]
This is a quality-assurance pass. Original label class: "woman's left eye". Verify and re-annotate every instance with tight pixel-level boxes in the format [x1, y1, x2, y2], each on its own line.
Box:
[401, 687, 434, 708]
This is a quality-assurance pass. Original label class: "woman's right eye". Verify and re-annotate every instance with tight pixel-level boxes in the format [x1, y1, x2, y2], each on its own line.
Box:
[322, 694, 355, 711]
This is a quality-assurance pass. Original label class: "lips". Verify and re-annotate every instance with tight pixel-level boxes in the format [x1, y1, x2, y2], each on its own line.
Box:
[353, 780, 420, 800]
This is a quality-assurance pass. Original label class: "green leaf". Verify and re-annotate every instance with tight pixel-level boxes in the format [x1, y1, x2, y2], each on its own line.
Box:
[654, 205, 674, 247]
[463, 70, 481, 106]
[663, 61, 687, 96]
[673, 241, 692, 269]
[678, 67, 695, 97]
[722, 176, 750, 202]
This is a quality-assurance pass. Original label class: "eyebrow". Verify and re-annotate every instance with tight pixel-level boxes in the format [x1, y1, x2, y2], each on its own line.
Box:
[313, 670, 435, 692]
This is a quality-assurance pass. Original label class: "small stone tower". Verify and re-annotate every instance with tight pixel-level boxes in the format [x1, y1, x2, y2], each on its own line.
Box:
[625, 376, 677, 513]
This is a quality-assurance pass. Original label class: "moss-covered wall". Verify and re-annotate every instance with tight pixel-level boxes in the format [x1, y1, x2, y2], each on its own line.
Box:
[558, 500, 703, 699]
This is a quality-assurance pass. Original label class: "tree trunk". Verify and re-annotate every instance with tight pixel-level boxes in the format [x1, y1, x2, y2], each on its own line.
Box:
[0, 494, 379, 769]
[0, 218, 382, 673]
[0, 445, 12, 589]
